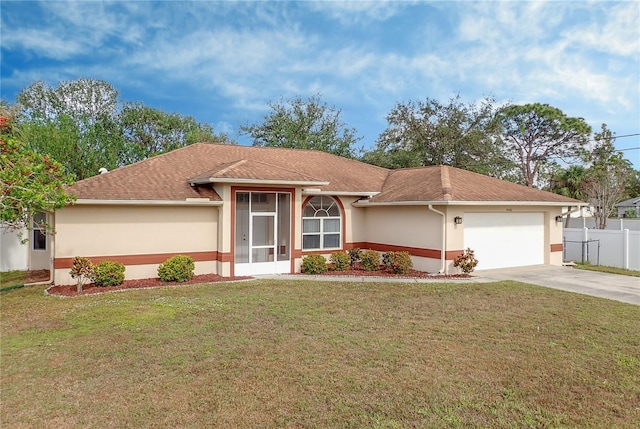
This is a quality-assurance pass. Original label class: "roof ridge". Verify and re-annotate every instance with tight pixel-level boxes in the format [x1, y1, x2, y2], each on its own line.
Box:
[245, 158, 325, 181]
[215, 159, 246, 176]
[440, 165, 452, 201]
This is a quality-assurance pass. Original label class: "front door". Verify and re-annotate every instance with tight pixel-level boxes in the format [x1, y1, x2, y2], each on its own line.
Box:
[235, 192, 291, 276]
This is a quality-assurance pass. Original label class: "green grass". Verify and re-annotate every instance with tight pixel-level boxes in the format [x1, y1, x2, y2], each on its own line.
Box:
[1, 279, 639, 428]
[574, 263, 640, 277]
[0, 270, 27, 288]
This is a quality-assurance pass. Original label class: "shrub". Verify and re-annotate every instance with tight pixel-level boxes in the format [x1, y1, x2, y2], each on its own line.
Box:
[453, 248, 479, 274]
[158, 255, 195, 282]
[360, 249, 380, 271]
[301, 254, 328, 274]
[69, 256, 94, 293]
[347, 248, 362, 266]
[382, 251, 392, 267]
[92, 261, 125, 286]
[389, 251, 413, 274]
[329, 251, 350, 271]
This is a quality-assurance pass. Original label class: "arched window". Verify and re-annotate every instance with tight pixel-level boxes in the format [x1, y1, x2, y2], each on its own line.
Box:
[302, 196, 341, 250]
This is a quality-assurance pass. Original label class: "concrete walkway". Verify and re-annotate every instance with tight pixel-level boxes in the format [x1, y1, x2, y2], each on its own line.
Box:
[474, 265, 640, 305]
[258, 265, 640, 305]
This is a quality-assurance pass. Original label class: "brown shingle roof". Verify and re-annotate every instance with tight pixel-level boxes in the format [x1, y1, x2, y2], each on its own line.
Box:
[368, 165, 582, 204]
[68, 143, 387, 201]
[67, 143, 581, 205]
[189, 159, 328, 184]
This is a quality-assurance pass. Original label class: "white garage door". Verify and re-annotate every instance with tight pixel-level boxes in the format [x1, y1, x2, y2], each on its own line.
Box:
[464, 212, 545, 270]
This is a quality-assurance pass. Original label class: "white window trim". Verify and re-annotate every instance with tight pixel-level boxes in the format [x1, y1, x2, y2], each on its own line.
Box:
[32, 213, 47, 251]
[302, 196, 342, 251]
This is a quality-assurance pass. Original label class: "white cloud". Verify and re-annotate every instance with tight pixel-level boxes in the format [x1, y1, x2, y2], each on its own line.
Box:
[307, 0, 412, 25]
[1, 27, 85, 60]
[561, 2, 640, 57]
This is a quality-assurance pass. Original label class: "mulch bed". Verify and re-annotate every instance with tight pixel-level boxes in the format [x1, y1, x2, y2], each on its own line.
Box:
[44, 266, 470, 297]
[46, 274, 252, 297]
[22, 270, 51, 284]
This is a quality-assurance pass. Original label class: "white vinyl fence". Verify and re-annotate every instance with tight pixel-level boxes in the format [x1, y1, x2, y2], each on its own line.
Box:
[0, 225, 28, 272]
[563, 227, 640, 271]
[565, 217, 640, 231]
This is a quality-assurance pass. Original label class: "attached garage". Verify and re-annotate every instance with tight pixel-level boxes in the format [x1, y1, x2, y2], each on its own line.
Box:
[464, 212, 545, 270]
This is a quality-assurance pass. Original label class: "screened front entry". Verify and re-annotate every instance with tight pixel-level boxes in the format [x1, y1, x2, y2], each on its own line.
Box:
[234, 191, 291, 276]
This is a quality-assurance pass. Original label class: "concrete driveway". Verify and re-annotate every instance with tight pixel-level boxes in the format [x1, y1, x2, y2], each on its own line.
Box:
[475, 265, 640, 305]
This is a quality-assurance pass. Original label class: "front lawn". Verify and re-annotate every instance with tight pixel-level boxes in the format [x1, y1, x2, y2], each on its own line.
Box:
[574, 263, 640, 277]
[1, 280, 638, 428]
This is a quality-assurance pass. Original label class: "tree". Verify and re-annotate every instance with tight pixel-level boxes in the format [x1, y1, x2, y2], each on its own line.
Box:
[17, 78, 119, 122]
[364, 95, 515, 179]
[624, 169, 640, 199]
[239, 94, 361, 158]
[497, 103, 591, 187]
[14, 78, 230, 179]
[582, 124, 635, 229]
[549, 165, 588, 201]
[17, 79, 124, 180]
[1, 117, 75, 232]
[119, 103, 230, 165]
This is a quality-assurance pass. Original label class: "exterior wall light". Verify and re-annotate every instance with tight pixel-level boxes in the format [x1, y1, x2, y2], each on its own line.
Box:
[454, 216, 463, 225]
[555, 215, 563, 223]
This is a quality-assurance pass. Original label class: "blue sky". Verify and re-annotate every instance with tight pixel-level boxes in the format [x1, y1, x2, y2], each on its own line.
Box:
[1, 1, 639, 167]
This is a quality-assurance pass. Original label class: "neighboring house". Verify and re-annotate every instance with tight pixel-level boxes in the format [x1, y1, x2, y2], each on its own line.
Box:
[42, 143, 583, 285]
[616, 197, 640, 218]
[561, 205, 592, 218]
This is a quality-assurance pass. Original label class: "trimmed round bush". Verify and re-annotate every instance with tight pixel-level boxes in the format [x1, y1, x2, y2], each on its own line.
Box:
[382, 251, 392, 267]
[453, 248, 479, 274]
[348, 248, 362, 266]
[93, 261, 126, 286]
[330, 251, 350, 271]
[360, 249, 381, 271]
[158, 255, 195, 282]
[389, 251, 413, 274]
[301, 254, 328, 274]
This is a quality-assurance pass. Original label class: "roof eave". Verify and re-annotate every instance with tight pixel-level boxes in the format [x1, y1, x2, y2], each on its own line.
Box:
[189, 178, 330, 186]
[353, 200, 587, 207]
[302, 189, 380, 197]
[70, 199, 223, 206]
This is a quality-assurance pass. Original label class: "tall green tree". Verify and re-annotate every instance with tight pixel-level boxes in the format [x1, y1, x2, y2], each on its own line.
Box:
[239, 94, 361, 158]
[119, 103, 230, 165]
[549, 165, 588, 201]
[582, 124, 635, 229]
[17, 79, 124, 180]
[364, 95, 514, 179]
[17, 78, 119, 121]
[14, 78, 230, 179]
[497, 103, 591, 187]
[1, 116, 75, 232]
[625, 170, 640, 199]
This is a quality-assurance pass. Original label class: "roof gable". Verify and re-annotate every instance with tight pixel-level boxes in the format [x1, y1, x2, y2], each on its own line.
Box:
[616, 197, 640, 207]
[368, 165, 582, 204]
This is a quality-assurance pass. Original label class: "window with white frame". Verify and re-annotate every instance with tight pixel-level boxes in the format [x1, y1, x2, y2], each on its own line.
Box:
[302, 196, 341, 250]
[32, 212, 47, 251]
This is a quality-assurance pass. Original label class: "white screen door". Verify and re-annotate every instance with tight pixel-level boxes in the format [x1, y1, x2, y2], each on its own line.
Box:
[235, 192, 290, 276]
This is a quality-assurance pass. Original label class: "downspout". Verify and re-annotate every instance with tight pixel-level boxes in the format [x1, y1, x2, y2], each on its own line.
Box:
[428, 204, 446, 274]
